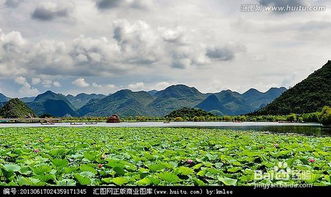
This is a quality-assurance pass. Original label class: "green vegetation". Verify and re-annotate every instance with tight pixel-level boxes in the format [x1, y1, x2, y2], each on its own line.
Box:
[161, 107, 328, 124]
[78, 89, 157, 117]
[165, 107, 214, 121]
[27, 91, 78, 117]
[319, 106, 331, 126]
[148, 85, 207, 116]
[0, 127, 329, 186]
[0, 98, 36, 118]
[256, 61, 331, 115]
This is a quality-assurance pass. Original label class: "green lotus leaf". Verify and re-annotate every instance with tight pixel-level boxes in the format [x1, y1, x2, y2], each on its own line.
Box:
[158, 172, 181, 183]
[57, 179, 76, 186]
[136, 177, 152, 185]
[80, 164, 97, 174]
[52, 159, 69, 168]
[3, 164, 21, 172]
[74, 174, 91, 185]
[177, 166, 194, 175]
[218, 176, 237, 186]
[112, 177, 129, 186]
[83, 152, 98, 161]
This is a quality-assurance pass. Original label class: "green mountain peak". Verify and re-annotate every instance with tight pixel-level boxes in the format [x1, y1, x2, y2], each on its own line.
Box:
[0, 98, 36, 118]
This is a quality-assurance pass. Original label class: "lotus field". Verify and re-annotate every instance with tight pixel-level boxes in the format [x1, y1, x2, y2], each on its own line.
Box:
[0, 127, 330, 186]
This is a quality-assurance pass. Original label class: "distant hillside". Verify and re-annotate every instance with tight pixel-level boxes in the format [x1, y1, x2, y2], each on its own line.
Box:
[78, 90, 157, 117]
[0, 98, 36, 118]
[20, 97, 35, 103]
[214, 90, 251, 115]
[243, 87, 287, 110]
[0, 93, 9, 102]
[196, 87, 286, 115]
[196, 94, 228, 115]
[148, 85, 208, 116]
[66, 93, 106, 109]
[255, 61, 331, 115]
[147, 90, 158, 96]
[34, 91, 71, 104]
[28, 91, 78, 117]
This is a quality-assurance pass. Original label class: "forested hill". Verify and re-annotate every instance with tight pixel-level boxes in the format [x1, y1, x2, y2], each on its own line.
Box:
[0, 98, 36, 118]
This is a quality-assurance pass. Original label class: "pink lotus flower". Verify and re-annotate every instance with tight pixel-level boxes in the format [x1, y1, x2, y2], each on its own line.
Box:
[33, 149, 40, 153]
[98, 164, 103, 168]
[308, 158, 315, 163]
[186, 159, 194, 164]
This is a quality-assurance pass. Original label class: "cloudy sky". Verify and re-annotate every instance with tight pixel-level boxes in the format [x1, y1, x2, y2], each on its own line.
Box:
[0, 0, 330, 97]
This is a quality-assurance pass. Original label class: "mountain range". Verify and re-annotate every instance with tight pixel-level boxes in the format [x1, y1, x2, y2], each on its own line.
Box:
[196, 88, 287, 115]
[0, 85, 286, 117]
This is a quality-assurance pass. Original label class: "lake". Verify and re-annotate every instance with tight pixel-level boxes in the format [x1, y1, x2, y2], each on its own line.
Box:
[0, 121, 330, 136]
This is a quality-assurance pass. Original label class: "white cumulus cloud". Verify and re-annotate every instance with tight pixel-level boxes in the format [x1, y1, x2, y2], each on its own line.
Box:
[72, 78, 90, 88]
[127, 82, 145, 91]
[14, 76, 39, 96]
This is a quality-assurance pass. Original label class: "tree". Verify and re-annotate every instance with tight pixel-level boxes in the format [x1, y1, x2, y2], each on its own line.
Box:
[223, 116, 232, 122]
[286, 113, 297, 122]
[319, 106, 331, 126]
[174, 117, 184, 122]
[165, 107, 214, 120]
[302, 112, 319, 123]
[192, 116, 200, 122]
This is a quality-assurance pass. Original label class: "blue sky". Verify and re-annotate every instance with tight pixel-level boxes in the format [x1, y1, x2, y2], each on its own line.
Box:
[0, 0, 330, 97]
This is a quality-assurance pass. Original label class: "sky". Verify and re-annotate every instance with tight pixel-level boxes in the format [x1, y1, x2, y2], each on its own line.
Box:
[0, 0, 330, 97]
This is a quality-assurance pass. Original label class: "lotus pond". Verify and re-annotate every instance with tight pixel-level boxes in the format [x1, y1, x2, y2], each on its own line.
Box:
[0, 127, 330, 186]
